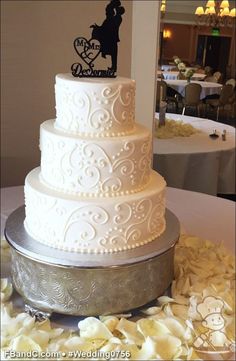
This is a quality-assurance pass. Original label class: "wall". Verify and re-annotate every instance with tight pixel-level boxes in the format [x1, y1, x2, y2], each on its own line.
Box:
[131, 0, 160, 133]
[1, 0, 132, 187]
[161, 23, 234, 68]
[161, 23, 195, 64]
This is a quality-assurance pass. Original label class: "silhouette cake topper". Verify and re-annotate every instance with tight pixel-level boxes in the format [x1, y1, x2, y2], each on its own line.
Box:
[71, 0, 125, 78]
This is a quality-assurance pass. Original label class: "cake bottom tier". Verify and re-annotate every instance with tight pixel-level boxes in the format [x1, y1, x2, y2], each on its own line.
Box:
[24, 168, 166, 254]
[5, 206, 179, 316]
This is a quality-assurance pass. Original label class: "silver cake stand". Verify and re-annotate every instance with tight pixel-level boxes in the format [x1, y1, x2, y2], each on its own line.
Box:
[5, 206, 180, 318]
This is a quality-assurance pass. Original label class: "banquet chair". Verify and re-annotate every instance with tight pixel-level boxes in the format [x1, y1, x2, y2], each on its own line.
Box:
[156, 80, 167, 111]
[196, 68, 206, 74]
[205, 84, 234, 121]
[182, 83, 202, 116]
[166, 86, 182, 112]
[157, 80, 181, 112]
[157, 72, 164, 80]
[204, 76, 218, 83]
[226, 78, 236, 89]
[204, 66, 213, 76]
[213, 71, 222, 83]
[227, 91, 236, 119]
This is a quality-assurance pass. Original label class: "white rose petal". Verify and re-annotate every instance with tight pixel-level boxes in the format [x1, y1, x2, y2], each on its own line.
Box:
[64, 336, 96, 351]
[116, 318, 144, 345]
[0, 235, 234, 361]
[29, 330, 50, 347]
[99, 316, 119, 332]
[155, 119, 200, 139]
[141, 306, 162, 316]
[171, 304, 189, 320]
[158, 295, 175, 305]
[1, 278, 13, 302]
[99, 342, 117, 353]
[78, 317, 113, 340]
[37, 319, 64, 339]
[159, 317, 192, 341]
[137, 336, 162, 360]
[163, 303, 175, 317]
[137, 318, 170, 338]
[10, 335, 42, 352]
[1, 238, 10, 249]
[153, 334, 182, 360]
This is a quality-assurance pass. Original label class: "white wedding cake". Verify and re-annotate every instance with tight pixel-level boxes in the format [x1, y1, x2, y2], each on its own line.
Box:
[24, 74, 166, 254]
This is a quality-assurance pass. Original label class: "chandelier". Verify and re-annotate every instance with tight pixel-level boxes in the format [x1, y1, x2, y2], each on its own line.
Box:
[195, 1, 236, 27]
[160, 0, 166, 17]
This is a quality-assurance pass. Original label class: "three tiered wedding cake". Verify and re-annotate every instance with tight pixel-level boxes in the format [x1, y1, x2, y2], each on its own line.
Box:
[24, 74, 166, 254]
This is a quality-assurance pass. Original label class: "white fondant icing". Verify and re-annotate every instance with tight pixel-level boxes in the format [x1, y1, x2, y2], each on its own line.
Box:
[55, 74, 135, 137]
[24, 168, 166, 254]
[24, 74, 167, 254]
[40, 120, 152, 196]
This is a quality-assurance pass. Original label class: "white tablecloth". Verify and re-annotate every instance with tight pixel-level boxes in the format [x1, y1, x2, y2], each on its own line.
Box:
[1, 186, 235, 332]
[157, 71, 206, 81]
[162, 79, 222, 99]
[161, 64, 177, 71]
[153, 113, 235, 195]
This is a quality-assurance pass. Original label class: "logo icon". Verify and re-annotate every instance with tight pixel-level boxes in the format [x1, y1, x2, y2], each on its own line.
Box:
[191, 296, 235, 356]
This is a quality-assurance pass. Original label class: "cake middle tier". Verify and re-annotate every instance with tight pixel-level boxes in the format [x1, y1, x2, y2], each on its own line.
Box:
[24, 168, 166, 254]
[40, 120, 152, 196]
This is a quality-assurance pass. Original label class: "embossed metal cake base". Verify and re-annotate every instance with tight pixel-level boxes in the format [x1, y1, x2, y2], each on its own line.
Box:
[5, 206, 180, 316]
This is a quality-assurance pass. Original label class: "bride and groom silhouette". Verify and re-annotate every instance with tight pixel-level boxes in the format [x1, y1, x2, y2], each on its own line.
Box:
[90, 0, 125, 72]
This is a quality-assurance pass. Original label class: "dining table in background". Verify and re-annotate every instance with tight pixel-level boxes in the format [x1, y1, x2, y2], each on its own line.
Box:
[153, 113, 235, 196]
[157, 71, 206, 81]
[159, 79, 222, 99]
[160, 64, 177, 71]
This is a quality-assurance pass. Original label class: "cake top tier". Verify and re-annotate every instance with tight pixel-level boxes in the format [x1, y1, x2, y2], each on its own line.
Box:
[55, 74, 135, 137]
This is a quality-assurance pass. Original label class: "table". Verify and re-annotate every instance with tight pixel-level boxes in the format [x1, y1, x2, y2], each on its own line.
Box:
[1, 186, 235, 333]
[153, 113, 235, 195]
[157, 71, 206, 81]
[161, 79, 222, 99]
[161, 64, 177, 71]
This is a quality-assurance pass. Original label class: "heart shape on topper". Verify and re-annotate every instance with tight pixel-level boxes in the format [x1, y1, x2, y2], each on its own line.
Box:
[74, 37, 101, 67]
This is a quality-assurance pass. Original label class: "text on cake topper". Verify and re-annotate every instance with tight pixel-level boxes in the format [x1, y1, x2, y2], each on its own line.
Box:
[71, 0, 125, 78]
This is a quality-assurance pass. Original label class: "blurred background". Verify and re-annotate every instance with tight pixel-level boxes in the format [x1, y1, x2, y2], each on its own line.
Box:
[1, 1, 235, 187]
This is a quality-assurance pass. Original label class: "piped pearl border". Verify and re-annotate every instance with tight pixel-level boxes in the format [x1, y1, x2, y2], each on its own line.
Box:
[54, 122, 135, 138]
[24, 219, 166, 254]
[39, 173, 151, 198]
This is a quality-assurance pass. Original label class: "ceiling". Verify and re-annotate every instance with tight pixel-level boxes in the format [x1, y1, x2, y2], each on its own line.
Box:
[164, 0, 235, 24]
[166, 0, 235, 13]
[166, 1, 206, 14]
